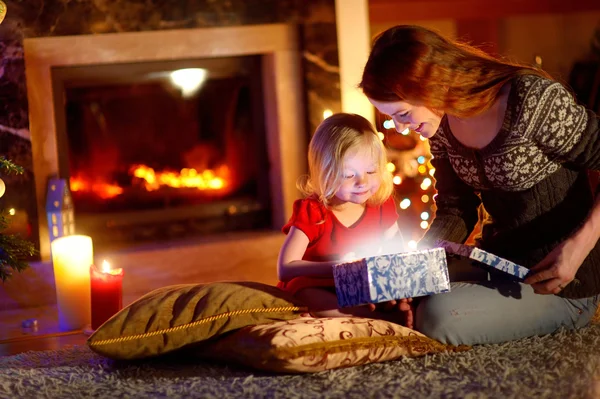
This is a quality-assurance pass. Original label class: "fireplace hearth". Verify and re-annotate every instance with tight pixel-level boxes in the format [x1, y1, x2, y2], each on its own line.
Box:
[76, 198, 269, 250]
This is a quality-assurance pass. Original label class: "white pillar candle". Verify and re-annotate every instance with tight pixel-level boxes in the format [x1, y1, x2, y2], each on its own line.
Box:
[51, 235, 93, 331]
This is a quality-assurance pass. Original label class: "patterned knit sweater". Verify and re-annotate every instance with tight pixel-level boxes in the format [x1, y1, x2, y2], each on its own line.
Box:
[421, 74, 600, 299]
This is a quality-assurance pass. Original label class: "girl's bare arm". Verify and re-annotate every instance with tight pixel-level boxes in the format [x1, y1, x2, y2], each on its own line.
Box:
[277, 226, 340, 282]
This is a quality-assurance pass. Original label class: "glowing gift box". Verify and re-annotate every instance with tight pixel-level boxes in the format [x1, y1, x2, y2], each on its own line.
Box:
[436, 240, 531, 281]
[332, 248, 450, 308]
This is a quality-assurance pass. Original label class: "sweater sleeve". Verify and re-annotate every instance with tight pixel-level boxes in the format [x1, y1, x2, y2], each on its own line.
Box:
[525, 77, 600, 170]
[419, 135, 482, 248]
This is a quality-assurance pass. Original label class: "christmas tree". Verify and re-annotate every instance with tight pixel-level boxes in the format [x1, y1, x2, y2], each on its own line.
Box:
[0, 1, 34, 281]
[0, 157, 37, 282]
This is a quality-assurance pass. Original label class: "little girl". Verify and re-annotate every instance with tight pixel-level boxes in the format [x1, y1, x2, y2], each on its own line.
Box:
[277, 113, 412, 326]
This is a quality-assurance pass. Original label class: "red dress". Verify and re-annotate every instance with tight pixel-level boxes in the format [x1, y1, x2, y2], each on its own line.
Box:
[278, 196, 399, 294]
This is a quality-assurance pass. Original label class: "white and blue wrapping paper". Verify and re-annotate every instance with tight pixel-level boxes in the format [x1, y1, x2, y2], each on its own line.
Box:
[332, 248, 450, 308]
[436, 240, 531, 281]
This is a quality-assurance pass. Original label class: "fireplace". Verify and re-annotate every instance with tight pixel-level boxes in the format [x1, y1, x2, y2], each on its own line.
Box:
[53, 56, 271, 248]
[24, 24, 307, 260]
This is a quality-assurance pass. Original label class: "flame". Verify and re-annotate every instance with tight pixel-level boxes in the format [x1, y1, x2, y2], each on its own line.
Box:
[70, 177, 124, 199]
[102, 260, 111, 273]
[130, 165, 228, 192]
[69, 164, 230, 199]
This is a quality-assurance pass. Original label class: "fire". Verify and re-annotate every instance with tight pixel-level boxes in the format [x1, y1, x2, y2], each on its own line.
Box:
[130, 165, 228, 192]
[69, 178, 124, 199]
[102, 259, 111, 273]
[69, 164, 230, 199]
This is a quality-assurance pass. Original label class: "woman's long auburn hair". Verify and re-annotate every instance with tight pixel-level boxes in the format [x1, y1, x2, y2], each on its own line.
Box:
[298, 113, 394, 208]
[359, 25, 552, 118]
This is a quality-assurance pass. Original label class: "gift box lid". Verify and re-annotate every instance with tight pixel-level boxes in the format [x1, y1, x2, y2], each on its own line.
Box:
[436, 240, 531, 281]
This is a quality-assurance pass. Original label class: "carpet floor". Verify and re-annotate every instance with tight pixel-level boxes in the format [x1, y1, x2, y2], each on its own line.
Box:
[1, 323, 600, 398]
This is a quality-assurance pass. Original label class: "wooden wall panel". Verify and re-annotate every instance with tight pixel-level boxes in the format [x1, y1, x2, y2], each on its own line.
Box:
[369, 0, 600, 24]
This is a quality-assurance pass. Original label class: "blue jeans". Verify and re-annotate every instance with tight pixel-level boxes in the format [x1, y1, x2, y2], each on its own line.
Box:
[415, 258, 600, 346]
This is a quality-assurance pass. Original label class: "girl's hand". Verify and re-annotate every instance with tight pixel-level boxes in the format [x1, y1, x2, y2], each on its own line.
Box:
[367, 298, 414, 329]
[524, 238, 587, 295]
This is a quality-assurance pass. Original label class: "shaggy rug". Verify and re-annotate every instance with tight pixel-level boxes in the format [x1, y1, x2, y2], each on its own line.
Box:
[1, 325, 600, 399]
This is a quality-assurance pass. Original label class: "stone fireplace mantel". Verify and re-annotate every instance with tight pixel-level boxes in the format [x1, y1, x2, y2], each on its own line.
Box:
[24, 24, 307, 260]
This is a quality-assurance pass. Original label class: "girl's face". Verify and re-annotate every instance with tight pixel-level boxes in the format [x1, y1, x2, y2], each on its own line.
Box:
[334, 146, 381, 205]
[368, 98, 443, 139]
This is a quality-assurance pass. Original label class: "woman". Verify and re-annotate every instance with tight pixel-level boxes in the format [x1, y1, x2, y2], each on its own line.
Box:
[359, 25, 600, 345]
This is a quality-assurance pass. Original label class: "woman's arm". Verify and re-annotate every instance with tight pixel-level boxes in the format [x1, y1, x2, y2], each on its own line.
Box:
[524, 81, 600, 293]
[277, 227, 340, 282]
[525, 196, 600, 294]
[419, 154, 481, 249]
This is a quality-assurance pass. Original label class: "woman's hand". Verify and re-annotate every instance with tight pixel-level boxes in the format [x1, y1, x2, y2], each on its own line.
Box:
[367, 298, 414, 329]
[524, 238, 587, 295]
[525, 195, 600, 294]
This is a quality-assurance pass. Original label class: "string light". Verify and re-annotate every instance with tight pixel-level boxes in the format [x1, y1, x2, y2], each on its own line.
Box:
[380, 118, 438, 249]
[399, 198, 411, 209]
[378, 132, 385, 141]
[420, 177, 432, 190]
[323, 109, 333, 119]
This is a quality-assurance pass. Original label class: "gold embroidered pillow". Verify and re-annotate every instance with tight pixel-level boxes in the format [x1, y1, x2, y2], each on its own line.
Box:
[199, 316, 469, 373]
[87, 281, 306, 360]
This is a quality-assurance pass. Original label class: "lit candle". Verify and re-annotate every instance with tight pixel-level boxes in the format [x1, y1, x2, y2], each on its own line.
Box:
[90, 260, 124, 330]
[50, 235, 93, 331]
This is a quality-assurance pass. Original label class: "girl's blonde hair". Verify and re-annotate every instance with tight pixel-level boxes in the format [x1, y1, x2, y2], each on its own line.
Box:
[298, 113, 394, 207]
[359, 25, 552, 118]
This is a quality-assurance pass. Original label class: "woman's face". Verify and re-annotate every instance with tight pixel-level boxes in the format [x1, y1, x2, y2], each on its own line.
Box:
[368, 98, 443, 139]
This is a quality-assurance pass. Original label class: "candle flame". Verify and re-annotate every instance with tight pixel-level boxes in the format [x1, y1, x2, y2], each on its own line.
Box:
[102, 260, 111, 273]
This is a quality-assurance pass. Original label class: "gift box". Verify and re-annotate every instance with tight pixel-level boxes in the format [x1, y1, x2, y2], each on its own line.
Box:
[436, 240, 531, 281]
[332, 248, 450, 308]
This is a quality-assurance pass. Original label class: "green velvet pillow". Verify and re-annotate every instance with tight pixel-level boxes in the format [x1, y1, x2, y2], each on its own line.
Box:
[87, 281, 307, 360]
